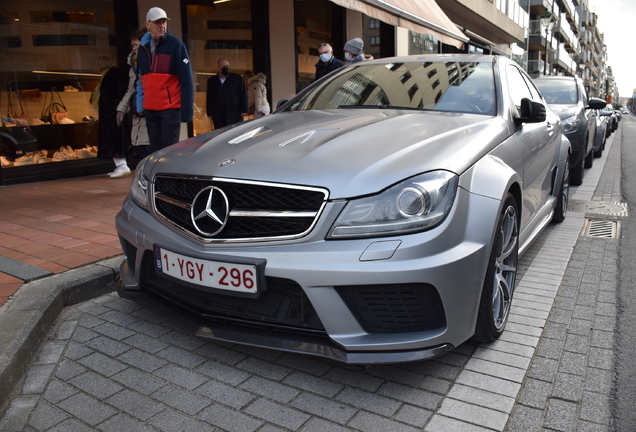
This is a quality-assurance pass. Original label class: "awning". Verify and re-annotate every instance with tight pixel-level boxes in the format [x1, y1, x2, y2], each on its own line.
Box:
[329, 0, 469, 49]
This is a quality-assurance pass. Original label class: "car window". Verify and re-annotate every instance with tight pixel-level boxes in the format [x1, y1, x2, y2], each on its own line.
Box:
[520, 70, 541, 101]
[534, 80, 578, 104]
[506, 65, 533, 114]
[287, 61, 496, 115]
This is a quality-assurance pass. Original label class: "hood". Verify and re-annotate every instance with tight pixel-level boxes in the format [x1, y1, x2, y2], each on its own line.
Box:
[547, 104, 578, 120]
[148, 110, 510, 199]
[248, 73, 266, 85]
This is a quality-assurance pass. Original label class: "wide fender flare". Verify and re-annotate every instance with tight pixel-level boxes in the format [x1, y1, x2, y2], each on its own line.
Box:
[555, 134, 572, 194]
[458, 155, 522, 205]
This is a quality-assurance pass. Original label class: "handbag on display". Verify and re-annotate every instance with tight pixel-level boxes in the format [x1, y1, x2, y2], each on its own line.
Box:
[42, 88, 74, 124]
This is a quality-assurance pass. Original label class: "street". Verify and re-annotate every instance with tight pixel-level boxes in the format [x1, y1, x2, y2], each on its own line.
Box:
[0, 116, 632, 432]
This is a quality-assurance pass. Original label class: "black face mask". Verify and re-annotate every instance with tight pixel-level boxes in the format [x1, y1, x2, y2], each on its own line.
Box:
[221, 67, 230, 76]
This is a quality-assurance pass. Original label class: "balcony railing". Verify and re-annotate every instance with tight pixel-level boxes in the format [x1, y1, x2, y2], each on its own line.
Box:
[528, 59, 546, 75]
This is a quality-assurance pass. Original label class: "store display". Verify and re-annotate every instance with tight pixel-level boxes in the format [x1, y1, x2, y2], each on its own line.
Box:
[2, 145, 98, 167]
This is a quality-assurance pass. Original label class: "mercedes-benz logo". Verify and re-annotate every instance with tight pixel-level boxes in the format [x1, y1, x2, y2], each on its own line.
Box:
[191, 186, 229, 236]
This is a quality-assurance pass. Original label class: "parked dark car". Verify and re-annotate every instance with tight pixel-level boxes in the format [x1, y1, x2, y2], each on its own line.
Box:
[116, 54, 571, 363]
[593, 108, 610, 158]
[533, 76, 606, 185]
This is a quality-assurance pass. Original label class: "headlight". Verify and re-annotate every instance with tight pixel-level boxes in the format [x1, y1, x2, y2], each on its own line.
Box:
[562, 116, 581, 133]
[327, 171, 458, 239]
[130, 157, 150, 211]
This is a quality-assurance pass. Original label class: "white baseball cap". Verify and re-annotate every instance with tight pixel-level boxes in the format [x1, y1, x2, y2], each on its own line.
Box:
[146, 7, 170, 22]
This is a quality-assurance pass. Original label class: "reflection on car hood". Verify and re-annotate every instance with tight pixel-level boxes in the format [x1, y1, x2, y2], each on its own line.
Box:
[547, 104, 578, 120]
[149, 110, 509, 199]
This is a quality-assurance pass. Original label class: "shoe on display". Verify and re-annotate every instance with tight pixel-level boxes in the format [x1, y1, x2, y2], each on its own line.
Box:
[1, 155, 14, 167]
[58, 117, 75, 124]
[52, 151, 67, 162]
[64, 86, 79, 92]
[14, 155, 35, 166]
[109, 165, 131, 178]
[31, 118, 45, 125]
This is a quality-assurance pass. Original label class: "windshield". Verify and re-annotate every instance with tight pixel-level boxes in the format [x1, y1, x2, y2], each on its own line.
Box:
[535, 80, 578, 104]
[287, 61, 496, 115]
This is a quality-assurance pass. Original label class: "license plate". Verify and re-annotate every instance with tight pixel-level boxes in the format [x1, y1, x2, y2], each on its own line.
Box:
[155, 247, 259, 294]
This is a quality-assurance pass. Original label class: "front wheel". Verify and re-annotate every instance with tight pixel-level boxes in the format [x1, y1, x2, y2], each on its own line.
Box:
[474, 194, 519, 342]
[584, 147, 594, 168]
[552, 154, 569, 223]
[570, 151, 584, 186]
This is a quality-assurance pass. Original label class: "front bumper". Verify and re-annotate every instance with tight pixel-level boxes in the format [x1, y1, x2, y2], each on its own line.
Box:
[115, 186, 501, 363]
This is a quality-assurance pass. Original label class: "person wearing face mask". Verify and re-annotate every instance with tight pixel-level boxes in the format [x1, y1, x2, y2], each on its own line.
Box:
[314, 43, 343, 82]
[343, 38, 373, 65]
[206, 59, 249, 129]
[136, 7, 194, 154]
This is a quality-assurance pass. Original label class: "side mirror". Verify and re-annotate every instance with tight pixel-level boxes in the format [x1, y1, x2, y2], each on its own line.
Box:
[600, 110, 611, 117]
[276, 99, 290, 110]
[517, 98, 546, 124]
[587, 97, 607, 110]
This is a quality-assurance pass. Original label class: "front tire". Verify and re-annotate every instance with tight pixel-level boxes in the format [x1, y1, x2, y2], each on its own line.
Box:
[584, 147, 594, 168]
[570, 150, 584, 186]
[474, 194, 519, 342]
[552, 154, 569, 223]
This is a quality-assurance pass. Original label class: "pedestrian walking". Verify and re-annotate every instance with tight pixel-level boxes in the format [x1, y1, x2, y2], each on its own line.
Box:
[315, 43, 343, 81]
[91, 55, 132, 178]
[206, 59, 249, 129]
[116, 29, 149, 158]
[136, 7, 194, 153]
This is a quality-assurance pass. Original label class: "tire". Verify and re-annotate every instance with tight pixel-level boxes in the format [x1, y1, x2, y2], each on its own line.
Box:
[584, 147, 594, 169]
[570, 151, 584, 186]
[552, 153, 569, 223]
[474, 193, 519, 342]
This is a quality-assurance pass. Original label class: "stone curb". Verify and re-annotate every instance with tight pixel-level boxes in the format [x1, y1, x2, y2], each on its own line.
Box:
[0, 256, 124, 410]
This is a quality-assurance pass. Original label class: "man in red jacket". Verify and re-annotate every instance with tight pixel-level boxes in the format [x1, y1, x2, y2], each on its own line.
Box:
[137, 7, 194, 153]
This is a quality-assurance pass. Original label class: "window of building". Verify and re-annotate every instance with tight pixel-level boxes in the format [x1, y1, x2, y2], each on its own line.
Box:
[369, 19, 380, 29]
[370, 36, 380, 46]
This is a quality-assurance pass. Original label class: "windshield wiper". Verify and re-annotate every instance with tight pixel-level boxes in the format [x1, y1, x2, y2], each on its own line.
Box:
[338, 104, 426, 111]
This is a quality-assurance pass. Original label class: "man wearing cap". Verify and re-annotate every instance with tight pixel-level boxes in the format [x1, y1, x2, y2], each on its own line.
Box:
[343, 38, 372, 65]
[136, 7, 194, 153]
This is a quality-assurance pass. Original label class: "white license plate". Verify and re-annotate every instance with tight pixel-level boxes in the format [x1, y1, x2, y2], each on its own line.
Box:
[155, 247, 258, 294]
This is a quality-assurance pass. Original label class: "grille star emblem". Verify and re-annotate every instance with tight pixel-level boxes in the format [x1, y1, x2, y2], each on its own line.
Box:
[191, 186, 229, 236]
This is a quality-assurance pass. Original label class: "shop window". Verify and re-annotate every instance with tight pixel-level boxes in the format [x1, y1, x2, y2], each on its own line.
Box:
[33, 34, 96, 46]
[184, 0, 253, 136]
[295, 0, 336, 92]
[408, 31, 438, 55]
[0, 0, 117, 176]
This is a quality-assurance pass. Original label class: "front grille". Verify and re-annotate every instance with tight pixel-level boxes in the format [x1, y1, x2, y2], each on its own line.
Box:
[335, 284, 446, 333]
[140, 251, 325, 332]
[153, 176, 328, 242]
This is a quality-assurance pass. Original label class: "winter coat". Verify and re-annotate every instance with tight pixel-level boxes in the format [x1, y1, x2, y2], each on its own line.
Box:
[249, 73, 269, 118]
[206, 72, 249, 129]
[117, 52, 149, 147]
[97, 67, 131, 159]
[136, 30, 194, 123]
[315, 57, 344, 81]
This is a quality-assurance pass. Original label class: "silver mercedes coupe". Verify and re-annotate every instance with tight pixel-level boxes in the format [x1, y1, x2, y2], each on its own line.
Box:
[115, 54, 570, 363]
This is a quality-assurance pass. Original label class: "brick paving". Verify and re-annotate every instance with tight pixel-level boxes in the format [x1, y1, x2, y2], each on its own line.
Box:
[0, 121, 627, 431]
[0, 175, 132, 306]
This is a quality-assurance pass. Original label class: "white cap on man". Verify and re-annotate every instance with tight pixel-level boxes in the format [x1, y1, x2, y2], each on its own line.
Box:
[146, 7, 170, 22]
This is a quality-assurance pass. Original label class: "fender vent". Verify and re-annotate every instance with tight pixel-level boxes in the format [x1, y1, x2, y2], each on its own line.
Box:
[583, 219, 619, 239]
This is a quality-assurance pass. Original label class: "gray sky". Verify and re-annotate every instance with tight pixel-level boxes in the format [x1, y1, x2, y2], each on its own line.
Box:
[587, 0, 635, 98]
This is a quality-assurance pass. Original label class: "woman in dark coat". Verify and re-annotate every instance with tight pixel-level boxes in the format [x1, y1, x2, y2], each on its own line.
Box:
[94, 55, 132, 178]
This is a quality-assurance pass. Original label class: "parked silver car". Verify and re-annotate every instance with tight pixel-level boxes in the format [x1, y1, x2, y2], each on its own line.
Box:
[116, 54, 570, 363]
[533, 76, 606, 186]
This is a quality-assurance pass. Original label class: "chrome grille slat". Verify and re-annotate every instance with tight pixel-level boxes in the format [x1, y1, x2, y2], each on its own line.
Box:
[153, 176, 328, 243]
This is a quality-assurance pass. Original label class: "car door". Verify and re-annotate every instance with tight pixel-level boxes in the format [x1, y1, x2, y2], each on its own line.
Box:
[580, 82, 596, 155]
[506, 65, 556, 232]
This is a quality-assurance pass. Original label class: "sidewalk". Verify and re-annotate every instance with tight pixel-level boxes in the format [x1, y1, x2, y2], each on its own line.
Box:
[0, 175, 132, 306]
